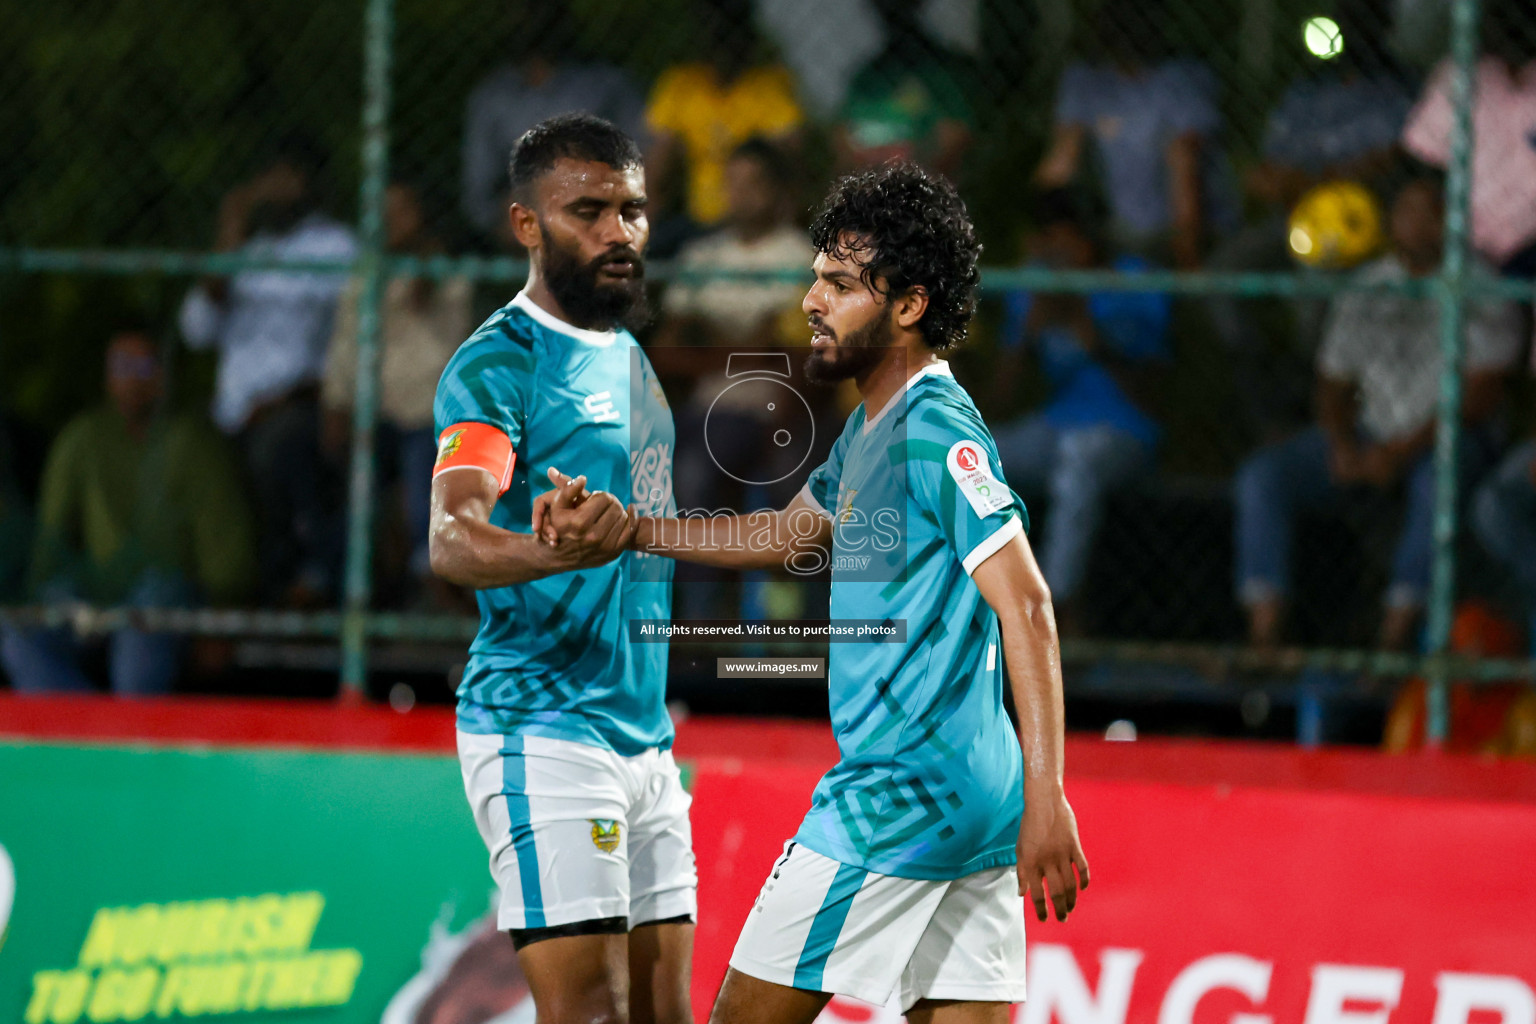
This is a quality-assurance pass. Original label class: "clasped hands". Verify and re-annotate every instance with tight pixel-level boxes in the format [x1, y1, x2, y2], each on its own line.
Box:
[530, 466, 638, 570]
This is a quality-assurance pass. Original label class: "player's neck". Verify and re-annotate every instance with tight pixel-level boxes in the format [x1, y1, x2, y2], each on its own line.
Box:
[521, 276, 579, 330]
[857, 341, 940, 421]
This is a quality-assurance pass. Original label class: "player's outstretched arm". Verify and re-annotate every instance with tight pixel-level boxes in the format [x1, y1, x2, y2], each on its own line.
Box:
[534, 469, 831, 571]
[430, 466, 633, 589]
[633, 487, 831, 570]
[971, 529, 1090, 924]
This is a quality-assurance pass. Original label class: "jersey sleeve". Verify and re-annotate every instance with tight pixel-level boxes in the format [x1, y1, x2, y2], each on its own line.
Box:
[432, 337, 534, 490]
[903, 402, 1028, 576]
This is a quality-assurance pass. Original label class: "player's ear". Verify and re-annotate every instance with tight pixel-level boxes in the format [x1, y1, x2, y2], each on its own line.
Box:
[509, 201, 541, 251]
[893, 286, 929, 331]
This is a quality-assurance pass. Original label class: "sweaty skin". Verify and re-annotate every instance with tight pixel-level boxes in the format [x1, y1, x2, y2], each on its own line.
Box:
[430, 150, 693, 1024]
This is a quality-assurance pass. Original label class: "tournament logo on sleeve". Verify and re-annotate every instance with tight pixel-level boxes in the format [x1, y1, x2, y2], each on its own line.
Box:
[433, 422, 515, 493]
[435, 429, 465, 467]
[946, 440, 1013, 519]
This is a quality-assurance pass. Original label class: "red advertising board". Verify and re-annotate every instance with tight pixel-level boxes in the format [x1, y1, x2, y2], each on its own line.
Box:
[5, 696, 1535, 1024]
[678, 722, 1536, 1024]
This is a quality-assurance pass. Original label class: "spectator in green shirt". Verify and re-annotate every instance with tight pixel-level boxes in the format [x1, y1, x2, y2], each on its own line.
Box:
[835, 0, 977, 181]
[0, 331, 256, 694]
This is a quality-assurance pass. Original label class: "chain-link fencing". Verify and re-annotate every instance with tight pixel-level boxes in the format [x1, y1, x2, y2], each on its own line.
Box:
[2, 0, 1535, 745]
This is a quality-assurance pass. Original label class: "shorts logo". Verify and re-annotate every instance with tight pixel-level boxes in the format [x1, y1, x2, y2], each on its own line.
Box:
[590, 819, 621, 853]
[435, 429, 464, 466]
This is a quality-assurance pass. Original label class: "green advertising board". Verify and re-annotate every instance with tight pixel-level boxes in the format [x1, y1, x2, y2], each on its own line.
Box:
[0, 741, 492, 1024]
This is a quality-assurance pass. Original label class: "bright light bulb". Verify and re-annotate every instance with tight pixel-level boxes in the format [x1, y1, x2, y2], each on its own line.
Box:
[1304, 16, 1344, 59]
[1290, 226, 1315, 256]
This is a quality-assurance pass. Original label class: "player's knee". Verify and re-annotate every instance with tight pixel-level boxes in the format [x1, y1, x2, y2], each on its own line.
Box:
[705, 970, 761, 1024]
[543, 992, 628, 1024]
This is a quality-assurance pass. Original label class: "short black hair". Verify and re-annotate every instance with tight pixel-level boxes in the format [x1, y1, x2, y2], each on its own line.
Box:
[809, 162, 982, 351]
[508, 114, 643, 204]
[267, 131, 326, 181]
[728, 136, 793, 191]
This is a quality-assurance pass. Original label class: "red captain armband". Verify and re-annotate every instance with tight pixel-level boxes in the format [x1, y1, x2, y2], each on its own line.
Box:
[433, 422, 515, 494]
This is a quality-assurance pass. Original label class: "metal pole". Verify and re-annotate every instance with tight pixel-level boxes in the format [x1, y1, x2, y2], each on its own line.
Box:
[340, 0, 394, 698]
[1426, 0, 1481, 746]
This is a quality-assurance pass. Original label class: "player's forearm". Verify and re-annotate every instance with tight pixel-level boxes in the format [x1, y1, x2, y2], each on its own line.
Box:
[632, 512, 802, 570]
[1000, 595, 1067, 790]
[430, 515, 568, 588]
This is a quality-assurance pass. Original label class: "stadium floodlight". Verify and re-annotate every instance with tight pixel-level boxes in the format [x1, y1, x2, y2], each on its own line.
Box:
[1303, 15, 1345, 59]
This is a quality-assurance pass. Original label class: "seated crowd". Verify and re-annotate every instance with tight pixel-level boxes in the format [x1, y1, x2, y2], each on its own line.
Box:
[2, 0, 1536, 700]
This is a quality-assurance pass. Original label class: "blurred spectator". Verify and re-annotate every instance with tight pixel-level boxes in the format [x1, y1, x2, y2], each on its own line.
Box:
[0, 332, 255, 695]
[1209, 0, 1411, 439]
[757, 0, 978, 117]
[1233, 178, 1522, 651]
[1401, 1, 1536, 275]
[656, 138, 812, 351]
[1472, 353, 1536, 654]
[650, 138, 813, 620]
[460, 1, 646, 246]
[990, 191, 1170, 632]
[322, 182, 471, 605]
[0, 423, 28, 605]
[646, 0, 804, 247]
[835, 0, 977, 179]
[1034, 0, 1230, 269]
[178, 136, 356, 606]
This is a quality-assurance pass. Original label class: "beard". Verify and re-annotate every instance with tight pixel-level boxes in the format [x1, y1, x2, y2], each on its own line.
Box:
[803, 310, 893, 385]
[539, 224, 651, 333]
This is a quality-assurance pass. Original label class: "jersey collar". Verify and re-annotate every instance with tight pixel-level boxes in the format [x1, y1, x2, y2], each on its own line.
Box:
[862, 359, 953, 433]
[511, 291, 619, 348]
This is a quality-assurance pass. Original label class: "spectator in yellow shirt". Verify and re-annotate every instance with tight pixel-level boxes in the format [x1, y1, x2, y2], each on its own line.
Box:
[645, 0, 804, 246]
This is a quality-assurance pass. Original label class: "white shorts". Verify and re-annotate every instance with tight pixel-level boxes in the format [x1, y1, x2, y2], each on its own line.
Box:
[730, 842, 1027, 1010]
[457, 730, 698, 932]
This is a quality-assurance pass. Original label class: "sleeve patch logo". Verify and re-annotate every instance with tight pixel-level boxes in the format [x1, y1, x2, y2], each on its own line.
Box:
[435, 429, 464, 467]
[590, 819, 622, 853]
[946, 440, 1013, 519]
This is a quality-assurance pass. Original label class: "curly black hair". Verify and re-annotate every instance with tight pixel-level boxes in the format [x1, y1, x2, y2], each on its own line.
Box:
[809, 162, 982, 351]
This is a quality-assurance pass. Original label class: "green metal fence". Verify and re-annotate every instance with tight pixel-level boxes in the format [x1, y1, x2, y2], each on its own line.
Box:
[2, 0, 1535, 744]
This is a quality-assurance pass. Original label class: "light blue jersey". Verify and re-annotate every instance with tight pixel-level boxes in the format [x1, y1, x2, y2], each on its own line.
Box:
[793, 361, 1028, 879]
[434, 292, 676, 755]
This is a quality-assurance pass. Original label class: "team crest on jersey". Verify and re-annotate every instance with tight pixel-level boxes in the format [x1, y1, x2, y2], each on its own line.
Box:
[590, 819, 621, 853]
[435, 429, 464, 466]
[838, 489, 859, 523]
